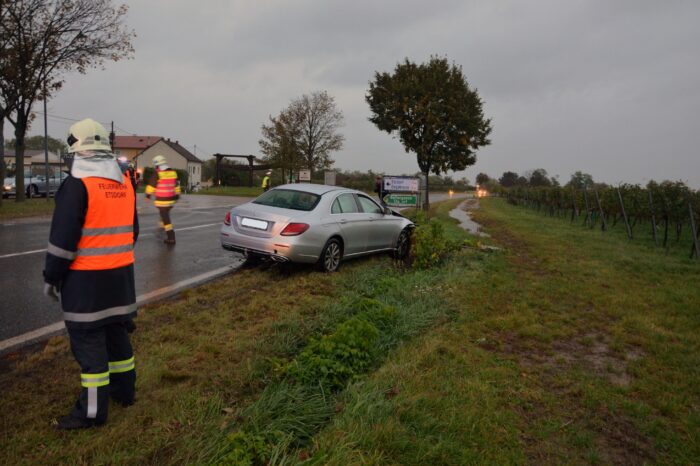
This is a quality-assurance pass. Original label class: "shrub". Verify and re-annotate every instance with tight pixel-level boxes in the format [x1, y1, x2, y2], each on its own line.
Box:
[410, 211, 461, 268]
[286, 317, 379, 391]
[219, 431, 274, 466]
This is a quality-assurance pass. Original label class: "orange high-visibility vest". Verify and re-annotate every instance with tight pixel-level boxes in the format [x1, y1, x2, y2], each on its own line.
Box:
[145, 168, 180, 207]
[70, 174, 135, 271]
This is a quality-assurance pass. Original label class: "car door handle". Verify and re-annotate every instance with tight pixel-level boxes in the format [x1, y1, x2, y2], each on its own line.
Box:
[340, 219, 348, 224]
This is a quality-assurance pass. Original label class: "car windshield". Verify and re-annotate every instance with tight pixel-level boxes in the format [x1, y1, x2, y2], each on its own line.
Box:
[253, 189, 321, 211]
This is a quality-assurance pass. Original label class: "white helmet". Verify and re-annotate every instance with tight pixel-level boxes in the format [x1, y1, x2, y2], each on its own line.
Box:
[67, 118, 111, 153]
[153, 155, 169, 168]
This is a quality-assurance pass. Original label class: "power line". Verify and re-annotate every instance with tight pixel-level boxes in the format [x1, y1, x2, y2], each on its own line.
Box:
[33, 111, 81, 123]
[30, 111, 214, 158]
[113, 124, 136, 136]
[33, 111, 112, 130]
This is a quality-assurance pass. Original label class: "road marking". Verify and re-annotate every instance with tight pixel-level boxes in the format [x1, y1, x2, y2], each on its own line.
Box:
[0, 263, 240, 354]
[136, 222, 220, 238]
[175, 222, 220, 232]
[0, 223, 221, 258]
[0, 248, 47, 259]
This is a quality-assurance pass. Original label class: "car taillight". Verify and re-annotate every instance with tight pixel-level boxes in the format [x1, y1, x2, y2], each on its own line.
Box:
[280, 223, 309, 236]
[224, 211, 232, 226]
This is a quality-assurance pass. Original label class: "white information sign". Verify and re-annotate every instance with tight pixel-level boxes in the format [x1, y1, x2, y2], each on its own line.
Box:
[383, 176, 420, 193]
[324, 171, 336, 186]
[299, 169, 311, 181]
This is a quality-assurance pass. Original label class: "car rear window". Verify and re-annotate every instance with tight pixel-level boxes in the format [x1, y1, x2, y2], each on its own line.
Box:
[253, 189, 321, 211]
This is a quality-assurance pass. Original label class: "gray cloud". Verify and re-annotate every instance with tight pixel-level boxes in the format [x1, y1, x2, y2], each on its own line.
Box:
[9, 0, 700, 187]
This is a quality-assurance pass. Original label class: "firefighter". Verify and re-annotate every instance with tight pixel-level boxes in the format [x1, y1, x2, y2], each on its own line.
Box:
[117, 156, 137, 190]
[43, 118, 138, 430]
[262, 170, 272, 191]
[145, 155, 180, 245]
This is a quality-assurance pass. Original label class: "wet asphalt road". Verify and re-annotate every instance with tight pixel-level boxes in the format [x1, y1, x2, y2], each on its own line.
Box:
[0, 194, 250, 343]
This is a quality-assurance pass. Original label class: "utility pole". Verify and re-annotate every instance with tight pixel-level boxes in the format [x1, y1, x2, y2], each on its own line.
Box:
[109, 121, 115, 148]
[43, 80, 50, 202]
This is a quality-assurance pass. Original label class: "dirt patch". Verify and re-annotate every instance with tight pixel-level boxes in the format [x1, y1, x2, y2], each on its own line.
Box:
[493, 331, 643, 388]
[482, 331, 653, 463]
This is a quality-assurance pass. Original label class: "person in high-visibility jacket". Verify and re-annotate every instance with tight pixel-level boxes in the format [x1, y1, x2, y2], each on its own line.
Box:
[262, 170, 272, 191]
[145, 155, 181, 245]
[43, 118, 139, 430]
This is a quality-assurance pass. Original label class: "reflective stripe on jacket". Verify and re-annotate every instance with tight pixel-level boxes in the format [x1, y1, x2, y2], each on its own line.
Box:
[70, 175, 135, 271]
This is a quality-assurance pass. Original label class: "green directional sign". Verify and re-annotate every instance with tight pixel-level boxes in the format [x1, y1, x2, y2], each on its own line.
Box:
[383, 193, 418, 207]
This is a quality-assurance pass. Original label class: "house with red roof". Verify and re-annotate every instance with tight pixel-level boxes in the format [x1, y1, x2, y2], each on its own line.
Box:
[134, 138, 203, 190]
[112, 135, 163, 162]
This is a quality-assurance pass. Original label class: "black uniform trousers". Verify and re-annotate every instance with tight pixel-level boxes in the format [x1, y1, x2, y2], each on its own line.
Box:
[67, 322, 135, 424]
[157, 206, 175, 241]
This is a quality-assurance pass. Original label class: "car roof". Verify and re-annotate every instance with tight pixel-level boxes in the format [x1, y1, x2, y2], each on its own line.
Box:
[272, 183, 350, 196]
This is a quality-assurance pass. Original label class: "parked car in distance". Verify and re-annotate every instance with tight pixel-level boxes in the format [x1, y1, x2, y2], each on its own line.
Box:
[2, 170, 68, 198]
[220, 183, 414, 272]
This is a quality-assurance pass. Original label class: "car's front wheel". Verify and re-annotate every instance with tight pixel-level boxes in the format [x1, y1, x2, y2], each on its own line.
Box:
[393, 228, 412, 261]
[318, 238, 342, 272]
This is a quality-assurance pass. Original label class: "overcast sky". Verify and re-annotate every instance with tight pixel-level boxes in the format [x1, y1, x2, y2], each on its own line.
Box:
[8, 0, 700, 187]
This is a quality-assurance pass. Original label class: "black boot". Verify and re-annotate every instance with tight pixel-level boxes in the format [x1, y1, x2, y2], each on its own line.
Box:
[55, 415, 101, 430]
[111, 395, 135, 407]
[164, 229, 176, 245]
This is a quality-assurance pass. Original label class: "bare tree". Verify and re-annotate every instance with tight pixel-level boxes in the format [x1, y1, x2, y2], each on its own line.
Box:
[0, 0, 135, 201]
[259, 91, 344, 179]
[289, 91, 344, 174]
[0, 2, 14, 207]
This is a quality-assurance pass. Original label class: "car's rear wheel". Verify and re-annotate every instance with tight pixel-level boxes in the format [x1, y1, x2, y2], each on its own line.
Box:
[318, 238, 342, 272]
[393, 228, 411, 261]
[27, 185, 38, 198]
[243, 251, 263, 267]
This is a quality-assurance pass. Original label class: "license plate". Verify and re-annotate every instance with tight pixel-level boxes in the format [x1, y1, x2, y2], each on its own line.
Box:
[241, 217, 268, 230]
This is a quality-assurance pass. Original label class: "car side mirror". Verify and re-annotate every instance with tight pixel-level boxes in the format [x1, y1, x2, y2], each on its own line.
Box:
[383, 206, 392, 215]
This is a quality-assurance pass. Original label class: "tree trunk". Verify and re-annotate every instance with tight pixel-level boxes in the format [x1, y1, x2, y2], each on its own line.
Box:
[423, 170, 430, 211]
[14, 118, 27, 202]
[0, 117, 5, 207]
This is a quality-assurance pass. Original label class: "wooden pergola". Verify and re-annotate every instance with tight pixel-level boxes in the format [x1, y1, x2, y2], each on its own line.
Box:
[213, 153, 272, 187]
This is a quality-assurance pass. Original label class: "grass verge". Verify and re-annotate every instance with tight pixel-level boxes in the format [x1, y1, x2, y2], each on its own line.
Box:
[301, 197, 700, 464]
[0, 197, 55, 220]
[193, 186, 263, 197]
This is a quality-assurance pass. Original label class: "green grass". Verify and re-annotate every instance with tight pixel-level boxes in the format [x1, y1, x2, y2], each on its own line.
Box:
[0, 197, 55, 220]
[301, 197, 700, 465]
[1, 197, 698, 465]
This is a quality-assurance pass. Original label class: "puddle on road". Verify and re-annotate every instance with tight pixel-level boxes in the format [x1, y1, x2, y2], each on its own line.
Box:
[449, 200, 489, 236]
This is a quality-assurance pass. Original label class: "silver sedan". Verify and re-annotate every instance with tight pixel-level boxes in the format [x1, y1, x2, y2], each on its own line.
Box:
[220, 183, 414, 272]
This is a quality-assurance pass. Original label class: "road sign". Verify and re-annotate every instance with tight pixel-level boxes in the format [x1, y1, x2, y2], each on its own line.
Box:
[299, 169, 311, 181]
[383, 176, 419, 193]
[383, 193, 418, 207]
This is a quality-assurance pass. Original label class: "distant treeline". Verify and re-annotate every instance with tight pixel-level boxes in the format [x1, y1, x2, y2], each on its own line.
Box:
[202, 158, 473, 192]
